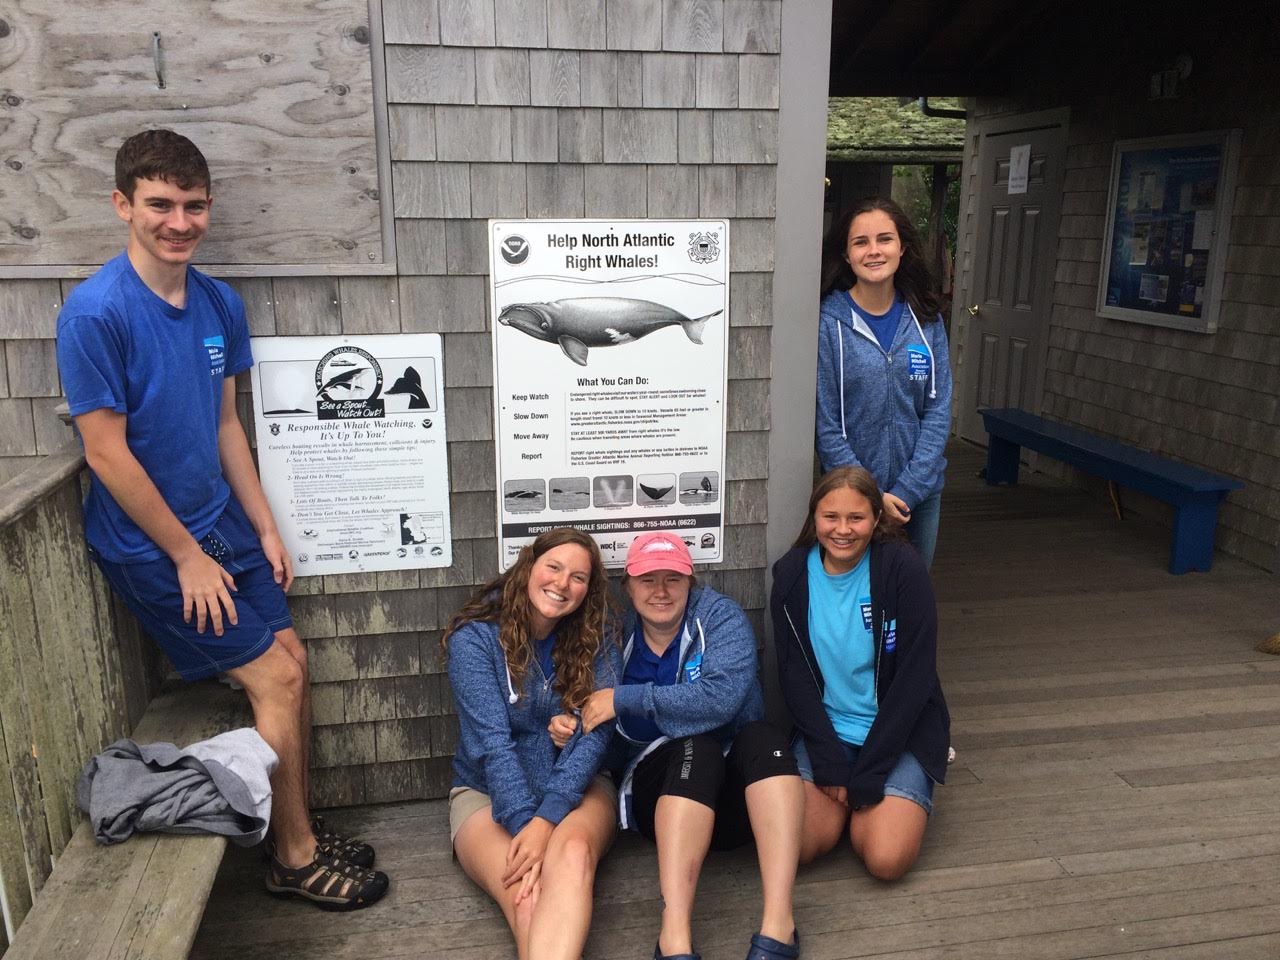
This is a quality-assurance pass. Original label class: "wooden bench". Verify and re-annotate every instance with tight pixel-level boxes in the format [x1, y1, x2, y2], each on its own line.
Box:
[979, 408, 1244, 574]
[5, 681, 252, 960]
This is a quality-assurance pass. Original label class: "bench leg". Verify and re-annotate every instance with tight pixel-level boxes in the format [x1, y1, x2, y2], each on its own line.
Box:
[985, 435, 1021, 485]
[1170, 497, 1220, 574]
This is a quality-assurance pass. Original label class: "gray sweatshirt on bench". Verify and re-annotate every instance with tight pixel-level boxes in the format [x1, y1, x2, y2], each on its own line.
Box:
[77, 727, 277, 847]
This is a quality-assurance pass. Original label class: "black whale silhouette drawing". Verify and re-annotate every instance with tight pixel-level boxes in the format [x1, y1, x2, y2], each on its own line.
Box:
[497, 297, 721, 366]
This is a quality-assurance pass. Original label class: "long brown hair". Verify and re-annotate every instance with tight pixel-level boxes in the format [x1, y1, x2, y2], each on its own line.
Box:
[793, 466, 901, 549]
[442, 528, 616, 711]
[819, 196, 944, 322]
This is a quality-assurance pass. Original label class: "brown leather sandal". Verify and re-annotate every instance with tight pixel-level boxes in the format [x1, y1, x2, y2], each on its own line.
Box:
[265, 851, 389, 910]
[311, 815, 376, 868]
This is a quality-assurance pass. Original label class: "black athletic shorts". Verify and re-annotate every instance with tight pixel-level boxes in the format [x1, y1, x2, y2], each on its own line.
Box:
[629, 720, 798, 850]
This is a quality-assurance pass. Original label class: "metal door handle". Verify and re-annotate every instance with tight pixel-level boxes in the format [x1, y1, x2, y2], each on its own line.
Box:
[967, 304, 981, 317]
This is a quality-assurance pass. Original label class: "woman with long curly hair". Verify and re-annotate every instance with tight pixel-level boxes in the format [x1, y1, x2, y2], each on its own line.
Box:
[443, 528, 620, 960]
[771, 467, 950, 880]
[816, 196, 953, 569]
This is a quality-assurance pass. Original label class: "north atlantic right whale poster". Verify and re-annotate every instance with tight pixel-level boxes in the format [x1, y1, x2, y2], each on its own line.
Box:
[489, 219, 730, 570]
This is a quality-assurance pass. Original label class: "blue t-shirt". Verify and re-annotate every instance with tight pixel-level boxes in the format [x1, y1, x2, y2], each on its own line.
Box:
[843, 290, 903, 352]
[806, 544, 878, 745]
[56, 252, 254, 563]
[535, 631, 556, 683]
[617, 620, 683, 744]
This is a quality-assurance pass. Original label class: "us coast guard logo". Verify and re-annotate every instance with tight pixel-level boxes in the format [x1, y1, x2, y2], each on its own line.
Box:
[315, 346, 384, 420]
[688, 231, 720, 264]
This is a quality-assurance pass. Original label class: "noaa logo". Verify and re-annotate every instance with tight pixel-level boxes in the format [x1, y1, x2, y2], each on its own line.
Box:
[297, 553, 309, 564]
[269, 422, 281, 436]
[430, 545, 444, 556]
[421, 418, 433, 429]
[396, 547, 407, 558]
[500, 234, 530, 264]
[688, 231, 720, 264]
[348, 549, 359, 560]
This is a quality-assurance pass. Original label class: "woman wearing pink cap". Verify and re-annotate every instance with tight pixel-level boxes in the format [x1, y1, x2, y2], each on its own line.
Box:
[558, 531, 804, 960]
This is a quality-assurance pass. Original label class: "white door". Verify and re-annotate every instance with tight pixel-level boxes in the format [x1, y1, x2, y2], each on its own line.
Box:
[957, 118, 1068, 443]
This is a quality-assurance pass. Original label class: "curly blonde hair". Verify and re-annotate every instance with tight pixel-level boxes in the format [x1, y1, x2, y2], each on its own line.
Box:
[442, 528, 616, 711]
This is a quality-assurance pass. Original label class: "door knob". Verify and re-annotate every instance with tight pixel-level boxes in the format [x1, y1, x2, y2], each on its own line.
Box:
[966, 304, 981, 317]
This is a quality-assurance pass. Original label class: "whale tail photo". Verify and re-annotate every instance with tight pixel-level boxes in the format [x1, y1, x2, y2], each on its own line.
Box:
[681, 309, 722, 345]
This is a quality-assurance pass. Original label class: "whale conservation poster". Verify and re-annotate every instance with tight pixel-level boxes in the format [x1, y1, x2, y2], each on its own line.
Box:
[489, 219, 730, 569]
[250, 334, 452, 576]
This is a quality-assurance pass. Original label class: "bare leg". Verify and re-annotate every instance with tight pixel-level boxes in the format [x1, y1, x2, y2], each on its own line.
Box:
[527, 782, 616, 960]
[849, 796, 928, 881]
[798, 781, 848, 864]
[227, 640, 314, 867]
[272, 627, 311, 803]
[454, 809, 537, 960]
[744, 774, 803, 943]
[654, 795, 715, 956]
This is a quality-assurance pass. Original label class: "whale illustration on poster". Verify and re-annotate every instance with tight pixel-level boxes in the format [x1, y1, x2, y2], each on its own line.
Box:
[497, 298, 722, 366]
[490, 220, 729, 570]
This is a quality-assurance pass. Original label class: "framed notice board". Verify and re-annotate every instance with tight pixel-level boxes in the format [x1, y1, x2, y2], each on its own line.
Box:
[1096, 130, 1240, 334]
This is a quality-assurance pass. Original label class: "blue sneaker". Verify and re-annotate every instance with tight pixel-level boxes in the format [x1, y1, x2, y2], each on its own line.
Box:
[746, 930, 800, 960]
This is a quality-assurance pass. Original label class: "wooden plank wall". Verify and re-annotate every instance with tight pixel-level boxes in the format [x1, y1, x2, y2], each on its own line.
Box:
[0, 0, 784, 811]
[0, 0, 380, 268]
[0, 446, 162, 946]
[955, 20, 1280, 573]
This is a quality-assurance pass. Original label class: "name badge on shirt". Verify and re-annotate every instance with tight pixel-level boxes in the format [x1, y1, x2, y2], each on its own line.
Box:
[203, 335, 226, 377]
[884, 619, 898, 653]
[907, 345, 930, 382]
[859, 598, 873, 631]
[684, 650, 703, 682]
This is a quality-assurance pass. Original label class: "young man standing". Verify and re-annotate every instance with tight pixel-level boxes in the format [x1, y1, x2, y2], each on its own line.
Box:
[56, 129, 389, 910]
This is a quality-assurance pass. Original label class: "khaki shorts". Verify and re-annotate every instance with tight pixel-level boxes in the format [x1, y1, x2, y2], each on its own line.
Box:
[449, 774, 618, 844]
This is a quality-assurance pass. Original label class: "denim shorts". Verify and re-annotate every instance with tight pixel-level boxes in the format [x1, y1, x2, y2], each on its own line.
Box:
[791, 734, 935, 815]
[90, 496, 292, 681]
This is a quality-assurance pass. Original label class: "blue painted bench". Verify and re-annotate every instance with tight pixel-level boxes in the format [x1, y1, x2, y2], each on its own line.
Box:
[979, 408, 1244, 574]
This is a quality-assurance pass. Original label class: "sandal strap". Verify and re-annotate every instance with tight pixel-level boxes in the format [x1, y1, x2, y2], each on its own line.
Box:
[311, 816, 375, 865]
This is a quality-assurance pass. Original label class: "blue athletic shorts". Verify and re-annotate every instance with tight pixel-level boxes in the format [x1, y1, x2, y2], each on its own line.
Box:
[791, 733, 935, 815]
[89, 496, 292, 681]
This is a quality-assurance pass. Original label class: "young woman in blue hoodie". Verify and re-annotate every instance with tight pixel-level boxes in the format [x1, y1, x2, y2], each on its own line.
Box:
[816, 197, 953, 569]
[444, 528, 620, 960]
[771, 467, 950, 881]
[558, 532, 803, 960]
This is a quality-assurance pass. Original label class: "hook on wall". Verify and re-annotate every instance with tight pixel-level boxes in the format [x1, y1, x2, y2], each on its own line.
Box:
[152, 32, 165, 89]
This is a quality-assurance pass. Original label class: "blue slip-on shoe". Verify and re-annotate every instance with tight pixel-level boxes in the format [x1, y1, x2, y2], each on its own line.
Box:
[746, 930, 800, 960]
[654, 942, 701, 960]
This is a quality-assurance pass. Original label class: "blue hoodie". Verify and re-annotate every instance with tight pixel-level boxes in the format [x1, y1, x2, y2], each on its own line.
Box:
[815, 289, 953, 508]
[448, 620, 620, 836]
[607, 584, 764, 829]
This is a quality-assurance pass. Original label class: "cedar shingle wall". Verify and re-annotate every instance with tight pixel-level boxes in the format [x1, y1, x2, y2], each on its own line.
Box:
[0, 0, 783, 804]
[959, 34, 1280, 573]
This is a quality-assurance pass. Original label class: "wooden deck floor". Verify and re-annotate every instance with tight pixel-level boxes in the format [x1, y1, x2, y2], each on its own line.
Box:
[192, 441, 1280, 960]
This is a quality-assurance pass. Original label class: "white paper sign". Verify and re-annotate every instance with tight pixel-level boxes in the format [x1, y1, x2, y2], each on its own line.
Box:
[250, 334, 452, 576]
[1008, 144, 1031, 194]
[490, 219, 730, 570]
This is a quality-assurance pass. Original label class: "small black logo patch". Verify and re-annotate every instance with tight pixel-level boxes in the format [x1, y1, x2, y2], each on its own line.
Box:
[500, 234, 530, 264]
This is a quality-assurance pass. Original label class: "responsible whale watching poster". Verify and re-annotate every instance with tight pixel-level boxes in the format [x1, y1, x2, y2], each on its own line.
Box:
[250, 333, 452, 576]
[489, 219, 730, 569]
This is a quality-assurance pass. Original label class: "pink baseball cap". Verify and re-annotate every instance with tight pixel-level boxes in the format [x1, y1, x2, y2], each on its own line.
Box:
[625, 531, 694, 576]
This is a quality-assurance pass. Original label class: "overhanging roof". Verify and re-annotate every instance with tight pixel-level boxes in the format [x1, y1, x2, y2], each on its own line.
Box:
[827, 97, 965, 164]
